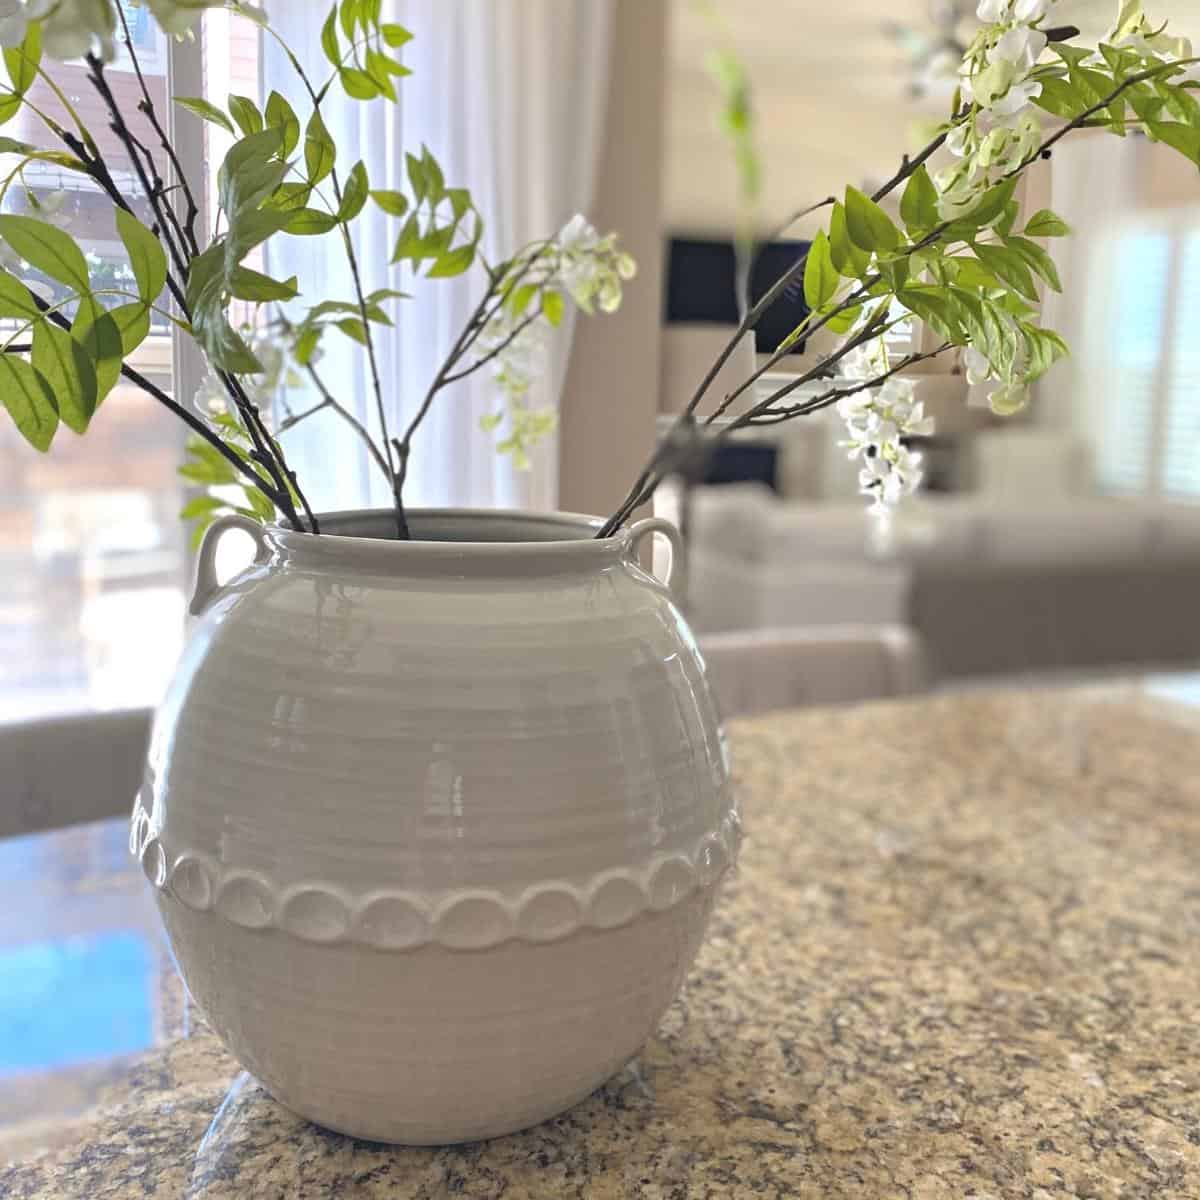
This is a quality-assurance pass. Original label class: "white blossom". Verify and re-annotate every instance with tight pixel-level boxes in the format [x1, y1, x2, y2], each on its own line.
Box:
[1108, 0, 1193, 61]
[962, 345, 991, 386]
[1014, 0, 1052, 21]
[555, 213, 635, 314]
[938, 0, 1056, 219]
[473, 214, 632, 467]
[193, 329, 299, 426]
[193, 368, 229, 419]
[990, 26, 1047, 72]
[837, 376, 933, 511]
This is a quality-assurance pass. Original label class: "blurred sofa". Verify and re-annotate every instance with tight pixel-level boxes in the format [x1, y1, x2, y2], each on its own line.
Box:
[687, 484, 1200, 681]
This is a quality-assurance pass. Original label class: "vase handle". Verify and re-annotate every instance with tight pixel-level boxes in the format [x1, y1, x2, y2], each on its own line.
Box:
[190, 514, 270, 617]
[626, 517, 684, 594]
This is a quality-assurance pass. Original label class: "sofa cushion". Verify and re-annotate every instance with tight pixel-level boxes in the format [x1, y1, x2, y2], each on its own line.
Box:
[976, 502, 1155, 567]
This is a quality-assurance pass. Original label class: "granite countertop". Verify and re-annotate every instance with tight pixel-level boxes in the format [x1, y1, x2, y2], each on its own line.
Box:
[4, 685, 1200, 1198]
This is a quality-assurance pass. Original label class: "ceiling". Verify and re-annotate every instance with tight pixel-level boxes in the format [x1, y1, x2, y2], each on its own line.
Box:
[665, 0, 1200, 232]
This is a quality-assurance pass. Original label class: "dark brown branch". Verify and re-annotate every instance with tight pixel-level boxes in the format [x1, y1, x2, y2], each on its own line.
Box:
[114, 3, 201, 256]
[442, 304, 543, 385]
[84, 54, 192, 296]
[734, 344, 953, 429]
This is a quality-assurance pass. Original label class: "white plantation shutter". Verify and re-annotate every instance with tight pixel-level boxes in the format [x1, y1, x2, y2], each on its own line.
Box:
[1097, 227, 1171, 496]
[1162, 231, 1200, 498]
[1096, 219, 1200, 501]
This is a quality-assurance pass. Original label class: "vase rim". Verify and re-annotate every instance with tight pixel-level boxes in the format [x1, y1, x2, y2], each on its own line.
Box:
[266, 507, 632, 572]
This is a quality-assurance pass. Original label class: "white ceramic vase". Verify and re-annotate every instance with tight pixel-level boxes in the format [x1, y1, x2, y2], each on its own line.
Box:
[131, 509, 737, 1145]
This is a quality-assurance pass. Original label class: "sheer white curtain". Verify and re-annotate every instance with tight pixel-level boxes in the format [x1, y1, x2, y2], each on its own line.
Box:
[1035, 132, 1140, 434]
[263, 1, 614, 513]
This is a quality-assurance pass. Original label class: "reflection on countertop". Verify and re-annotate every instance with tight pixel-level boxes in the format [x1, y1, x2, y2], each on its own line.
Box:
[3, 680, 1200, 1197]
[0, 818, 187, 1165]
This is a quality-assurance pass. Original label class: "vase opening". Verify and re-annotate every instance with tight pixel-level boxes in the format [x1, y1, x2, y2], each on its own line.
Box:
[294, 508, 606, 545]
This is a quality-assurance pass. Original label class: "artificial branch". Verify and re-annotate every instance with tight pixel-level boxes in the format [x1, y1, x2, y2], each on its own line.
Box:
[735, 344, 953, 429]
[114, 3, 202, 256]
[599, 54, 1192, 537]
[442, 304, 543, 385]
[599, 307, 899, 535]
[84, 53, 192, 293]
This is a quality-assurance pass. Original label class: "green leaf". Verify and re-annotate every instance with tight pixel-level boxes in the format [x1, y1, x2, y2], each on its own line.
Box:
[405, 151, 427, 202]
[898, 285, 966, 342]
[822, 304, 861, 335]
[0, 214, 89, 292]
[447, 188, 471, 220]
[175, 96, 235, 135]
[261, 180, 312, 213]
[1034, 76, 1089, 119]
[340, 0, 361, 39]
[0, 92, 21, 127]
[365, 49, 400, 101]
[229, 266, 299, 301]
[304, 111, 335, 185]
[1003, 235, 1063, 293]
[974, 243, 1040, 303]
[391, 213, 422, 263]
[844, 186, 900, 254]
[995, 199, 1021, 239]
[543, 289, 565, 327]
[335, 317, 367, 344]
[179, 445, 238, 485]
[964, 176, 1018, 230]
[0, 138, 83, 171]
[1024, 209, 1072, 238]
[31, 321, 97, 435]
[0, 267, 43, 319]
[108, 301, 151, 355]
[427, 245, 474, 278]
[294, 325, 321, 365]
[72, 304, 125, 403]
[381, 22, 412, 47]
[179, 495, 225, 521]
[1146, 119, 1200, 166]
[283, 208, 339, 235]
[338, 160, 369, 222]
[264, 91, 301, 157]
[340, 67, 380, 100]
[115, 209, 168, 303]
[370, 189, 409, 217]
[507, 282, 538, 317]
[227, 94, 263, 136]
[421, 146, 445, 201]
[217, 128, 288, 218]
[829, 202, 870, 278]
[320, 5, 339, 64]
[366, 287, 409, 304]
[879, 257, 910, 294]
[899, 165, 940, 235]
[0, 353, 57, 450]
[3, 21, 40, 98]
[803, 230, 838, 309]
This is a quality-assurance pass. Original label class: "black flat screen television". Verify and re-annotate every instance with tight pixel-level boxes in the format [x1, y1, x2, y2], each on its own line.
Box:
[664, 236, 812, 355]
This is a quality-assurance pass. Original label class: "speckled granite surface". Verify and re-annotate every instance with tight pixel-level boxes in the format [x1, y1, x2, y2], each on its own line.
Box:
[4, 687, 1200, 1198]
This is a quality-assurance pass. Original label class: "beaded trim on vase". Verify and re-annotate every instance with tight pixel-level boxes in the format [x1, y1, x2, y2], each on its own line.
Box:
[130, 804, 742, 952]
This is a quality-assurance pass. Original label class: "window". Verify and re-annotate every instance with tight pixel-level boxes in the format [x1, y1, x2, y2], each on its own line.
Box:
[1100, 217, 1200, 501]
[0, 11, 260, 723]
